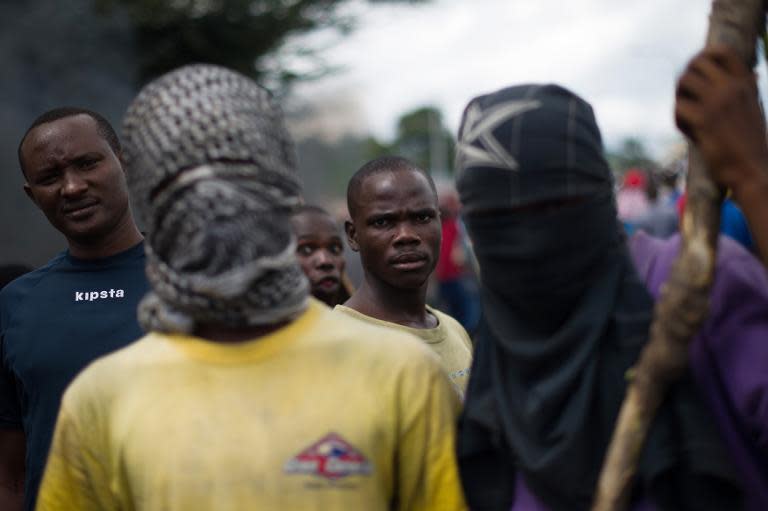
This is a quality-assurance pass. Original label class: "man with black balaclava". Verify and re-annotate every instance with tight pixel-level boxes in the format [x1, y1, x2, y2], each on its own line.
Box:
[454, 84, 768, 510]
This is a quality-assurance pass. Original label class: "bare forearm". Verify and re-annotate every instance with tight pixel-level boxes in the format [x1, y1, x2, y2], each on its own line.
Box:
[674, 45, 768, 267]
[732, 169, 768, 268]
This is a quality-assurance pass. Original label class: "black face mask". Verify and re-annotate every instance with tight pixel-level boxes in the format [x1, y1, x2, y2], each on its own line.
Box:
[455, 82, 740, 511]
[458, 192, 741, 511]
[466, 193, 621, 331]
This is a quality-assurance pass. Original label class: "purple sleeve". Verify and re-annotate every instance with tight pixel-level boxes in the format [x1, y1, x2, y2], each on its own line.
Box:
[631, 232, 768, 455]
[630, 232, 768, 505]
[699, 238, 768, 454]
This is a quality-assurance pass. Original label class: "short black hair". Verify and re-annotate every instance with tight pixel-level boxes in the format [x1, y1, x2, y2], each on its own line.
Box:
[291, 205, 341, 236]
[346, 156, 437, 218]
[18, 107, 121, 177]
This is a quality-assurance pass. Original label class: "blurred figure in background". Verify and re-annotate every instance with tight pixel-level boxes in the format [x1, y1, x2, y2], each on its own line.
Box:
[616, 167, 651, 234]
[633, 170, 679, 239]
[435, 187, 479, 333]
[291, 204, 352, 307]
[720, 196, 755, 251]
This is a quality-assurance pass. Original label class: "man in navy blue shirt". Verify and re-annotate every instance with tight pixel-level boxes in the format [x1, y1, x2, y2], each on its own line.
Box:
[0, 108, 147, 511]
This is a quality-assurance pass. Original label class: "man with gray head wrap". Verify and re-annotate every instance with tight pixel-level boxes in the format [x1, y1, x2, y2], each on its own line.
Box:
[36, 64, 467, 511]
[122, 63, 308, 334]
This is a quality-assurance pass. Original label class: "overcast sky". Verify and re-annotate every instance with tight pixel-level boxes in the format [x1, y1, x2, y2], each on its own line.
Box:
[285, 0, 766, 159]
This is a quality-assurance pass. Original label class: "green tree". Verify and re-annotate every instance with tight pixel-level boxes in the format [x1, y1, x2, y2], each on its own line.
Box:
[295, 134, 370, 200]
[96, 0, 426, 88]
[606, 137, 656, 173]
[363, 135, 392, 161]
[365, 106, 455, 173]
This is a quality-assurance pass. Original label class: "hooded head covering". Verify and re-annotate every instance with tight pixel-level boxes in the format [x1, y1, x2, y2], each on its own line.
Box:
[455, 84, 740, 511]
[122, 64, 308, 333]
[456, 83, 611, 213]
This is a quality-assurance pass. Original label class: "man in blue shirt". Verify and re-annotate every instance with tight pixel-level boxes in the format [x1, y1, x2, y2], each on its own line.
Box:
[0, 108, 147, 511]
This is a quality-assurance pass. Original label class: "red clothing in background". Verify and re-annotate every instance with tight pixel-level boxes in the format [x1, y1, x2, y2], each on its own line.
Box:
[437, 217, 463, 281]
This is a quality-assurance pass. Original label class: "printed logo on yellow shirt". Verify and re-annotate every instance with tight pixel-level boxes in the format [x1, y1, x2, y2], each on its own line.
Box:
[284, 432, 372, 480]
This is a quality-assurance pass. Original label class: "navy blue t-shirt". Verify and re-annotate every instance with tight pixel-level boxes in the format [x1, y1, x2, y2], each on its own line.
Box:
[0, 241, 148, 510]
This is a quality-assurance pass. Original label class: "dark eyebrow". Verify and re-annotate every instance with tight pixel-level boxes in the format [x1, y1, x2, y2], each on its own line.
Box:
[366, 212, 396, 222]
[32, 166, 60, 182]
[70, 153, 103, 165]
[35, 165, 58, 176]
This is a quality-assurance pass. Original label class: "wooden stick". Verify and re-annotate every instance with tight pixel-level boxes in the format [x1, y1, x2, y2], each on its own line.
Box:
[591, 2, 764, 509]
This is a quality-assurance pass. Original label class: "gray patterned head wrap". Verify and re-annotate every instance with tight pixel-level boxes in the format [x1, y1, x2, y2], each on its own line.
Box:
[122, 64, 308, 334]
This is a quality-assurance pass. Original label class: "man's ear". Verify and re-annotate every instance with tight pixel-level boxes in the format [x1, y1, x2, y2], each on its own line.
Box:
[23, 183, 38, 207]
[117, 149, 127, 172]
[344, 220, 359, 252]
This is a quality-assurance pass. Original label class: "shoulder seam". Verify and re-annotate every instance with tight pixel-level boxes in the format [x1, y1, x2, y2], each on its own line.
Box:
[1, 254, 67, 334]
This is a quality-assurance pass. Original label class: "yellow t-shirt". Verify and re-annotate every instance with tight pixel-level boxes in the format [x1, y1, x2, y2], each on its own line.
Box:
[333, 305, 473, 394]
[36, 300, 466, 511]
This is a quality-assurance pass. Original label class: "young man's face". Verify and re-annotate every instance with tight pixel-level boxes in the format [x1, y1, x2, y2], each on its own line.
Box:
[346, 168, 441, 290]
[21, 114, 131, 247]
[291, 211, 346, 306]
